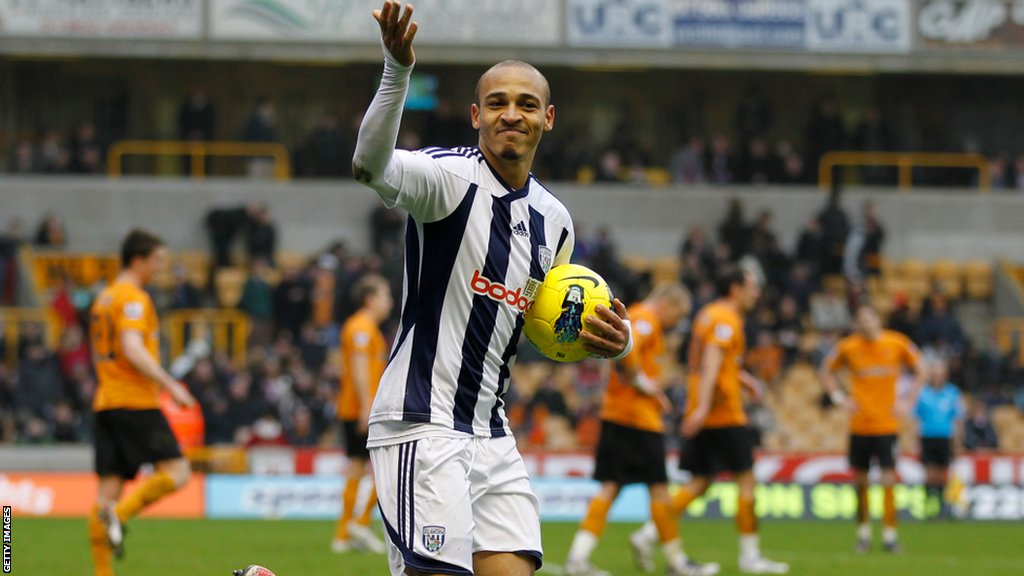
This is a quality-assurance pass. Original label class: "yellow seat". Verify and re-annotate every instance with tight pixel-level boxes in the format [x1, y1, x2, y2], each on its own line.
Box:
[651, 256, 681, 284]
[931, 259, 962, 299]
[214, 267, 247, 308]
[901, 259, 929, 282]
[963, 260, 993, 300]
[621, 255, 649, 274]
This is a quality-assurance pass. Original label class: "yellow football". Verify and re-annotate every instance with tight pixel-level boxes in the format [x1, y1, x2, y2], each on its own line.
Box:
[523, 264, 613, 362]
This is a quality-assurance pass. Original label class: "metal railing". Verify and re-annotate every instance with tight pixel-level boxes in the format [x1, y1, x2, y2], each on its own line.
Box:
[818, 151, 991, 192]
[107, 140, 291, 181]
[0, 308, 61, 367]
[165, 309, 251, 365]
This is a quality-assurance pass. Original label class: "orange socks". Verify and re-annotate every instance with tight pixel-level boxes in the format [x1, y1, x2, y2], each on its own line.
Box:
[115, 471, 177, 522]
[651, 500, 679, 543]
[670, 487, 698, 517]
[737, 496, 758, 535]
[88, 505, 114, 576]
[883, 486, 896, 529]
[357, 485, 378, 526]
[580, 497, 613, 538]
[856, 484, 870, 525]
[336, 477, 361, 540]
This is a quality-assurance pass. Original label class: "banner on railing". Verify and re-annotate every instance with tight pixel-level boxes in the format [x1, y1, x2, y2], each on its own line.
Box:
[0, 0, 203, 38]
[918, 0, 1024, 48]
[209, 0, 560, 45]
[31, 253, 119, 291]
[0, 473, 204, 518]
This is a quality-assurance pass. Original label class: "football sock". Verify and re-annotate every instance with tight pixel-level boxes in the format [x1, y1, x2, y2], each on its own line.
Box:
[883, 486, 897, 531]
[115, 471, 177, 522]
[739, 534, 760, 560]
[357, 484, 377, 526]
[670, 486, 698, 517]
[336, 476, 360, 539]
[636, 521, 659, 544]
[662, 538, 687, 567]
[737, 495, 758, 535]
[580, 497, 612, 538]
[857, 523, 872, 542]
[856, 484, 870, 525]
[651, 500, 679, 543]
[883, 527, 898, 545]
[567, 530, 600, 563]
[88, 505, 114, 576]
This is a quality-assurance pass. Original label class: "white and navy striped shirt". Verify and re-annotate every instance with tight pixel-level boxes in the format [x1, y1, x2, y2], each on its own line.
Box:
[365, 145, 574, 445]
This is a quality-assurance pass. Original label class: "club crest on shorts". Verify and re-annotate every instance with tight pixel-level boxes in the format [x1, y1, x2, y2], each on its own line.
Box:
[538, 246, 553, 274]
[423, 525, 446, 553]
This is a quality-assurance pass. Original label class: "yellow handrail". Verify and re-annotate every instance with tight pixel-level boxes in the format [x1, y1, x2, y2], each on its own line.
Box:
[819, 151, 990, 192]
[107, 140, 291, 181]
[0, 308, 61, 368]
[994, 318, 1024, 364]
[165, 309, 251, 365]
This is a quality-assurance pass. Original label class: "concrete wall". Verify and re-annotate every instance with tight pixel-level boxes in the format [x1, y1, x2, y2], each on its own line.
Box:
[4, 176, 1024, 262]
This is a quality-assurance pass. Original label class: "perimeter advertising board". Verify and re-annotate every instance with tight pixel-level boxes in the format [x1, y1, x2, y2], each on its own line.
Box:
[209, 0, 560, 46]
[918, 0, 1024, 48]
[0, 0, 203, 38]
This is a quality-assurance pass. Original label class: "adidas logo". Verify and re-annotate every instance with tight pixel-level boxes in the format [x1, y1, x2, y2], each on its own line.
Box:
[512, 221, 529, 238]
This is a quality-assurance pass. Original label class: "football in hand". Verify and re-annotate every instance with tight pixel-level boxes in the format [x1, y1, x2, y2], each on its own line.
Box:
[523, 264, 613, 363]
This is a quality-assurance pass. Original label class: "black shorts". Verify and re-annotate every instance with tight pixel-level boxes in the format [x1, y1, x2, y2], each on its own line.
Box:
[95, 409, 182, 480]
[920, 437, 952, 468]
[678, 426, 755, 477]
[849, 434, 898, 470]
[593, 420, 668, 486]
[342, 420, 370, 460]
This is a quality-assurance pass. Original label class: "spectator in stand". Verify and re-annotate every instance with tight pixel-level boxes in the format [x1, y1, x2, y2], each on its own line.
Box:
[35, 213, 67, 248]
[246, 203, 277, 266]
[917, 294, 966, 354]
[746, 332, 784, 386]
[423, 99, 474, 149]
[669, 136, 707, 184]
[0, 218, 26, 305]
[242, 98, 277, 177]
[179, 87, 216, 175]
[273, 264, 312, 340]
[778, 152, 806, 184]
[37, 131, 70, 173]
[775, 295, 803, 366]
[844, 200, 886, 283]
[14, 342, 66, 424]
[817, 188, 850, 276]
[11, 136, 36, 173]
[854, 107, 895, 185]
[297, 322, 328, 374]
[238, 258, 274, 347]
[595, 150, 623, 182]
[737, 138, 778, 185]
[53, 399, 83, 442]
[718, 198, 750, 261]
[69, 123, 105, 174]
[296, 114, 350, 178]
[286, 404, 322, 446]
[681, 226, 716, 280]
[962, 403, 999, 450]
[205, 204, 250, 269]
[811, 287, 852, 333]
[806, 95, 847, 171]
[57, 326, 90, 383]
[706, 134, 735, 184]
[886, 294, 917, 341]
[1014, 156, 1024, 190]
[223, 371, 264, 443]
[168, 263, 205, 310]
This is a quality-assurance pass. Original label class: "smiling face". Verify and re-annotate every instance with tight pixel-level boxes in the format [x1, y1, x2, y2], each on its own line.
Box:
[472, 63, 554, 164]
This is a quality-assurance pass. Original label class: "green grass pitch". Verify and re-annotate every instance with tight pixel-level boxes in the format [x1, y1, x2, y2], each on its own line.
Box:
[13, 518, 1024, 576]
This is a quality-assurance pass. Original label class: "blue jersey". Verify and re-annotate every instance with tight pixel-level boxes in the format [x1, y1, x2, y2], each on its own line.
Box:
[915, 383, 965, 439]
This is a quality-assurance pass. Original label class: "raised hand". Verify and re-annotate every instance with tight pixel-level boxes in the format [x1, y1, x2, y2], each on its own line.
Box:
[373, 1, 418, 67]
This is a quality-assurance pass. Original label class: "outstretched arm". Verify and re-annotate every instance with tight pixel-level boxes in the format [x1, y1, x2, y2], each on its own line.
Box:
[352, 2, 418, 191]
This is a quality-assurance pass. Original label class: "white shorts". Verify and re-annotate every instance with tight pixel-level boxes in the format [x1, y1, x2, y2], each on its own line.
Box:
[369, 434, 543, 576]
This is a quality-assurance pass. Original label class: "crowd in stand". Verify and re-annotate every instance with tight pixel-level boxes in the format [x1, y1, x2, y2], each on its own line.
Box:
[8, 87, 1024, 191]
[1, 193, 1022, 450]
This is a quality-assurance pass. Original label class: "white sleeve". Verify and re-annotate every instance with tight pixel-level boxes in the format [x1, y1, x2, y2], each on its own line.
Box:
[352, 44, 463, 223]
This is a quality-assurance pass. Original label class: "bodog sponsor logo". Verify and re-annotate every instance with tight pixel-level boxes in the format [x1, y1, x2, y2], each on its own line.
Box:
[470, 269, 532, 313]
